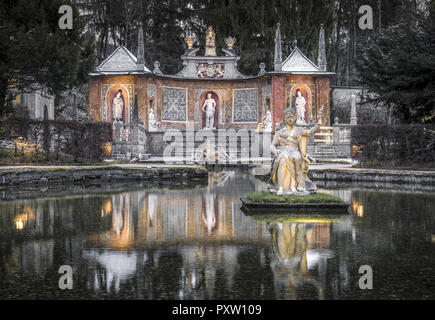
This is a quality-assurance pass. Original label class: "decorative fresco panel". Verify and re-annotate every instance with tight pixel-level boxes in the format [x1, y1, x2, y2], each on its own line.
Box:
[232, 89, 258, 123]
[162, 87, 187, 122]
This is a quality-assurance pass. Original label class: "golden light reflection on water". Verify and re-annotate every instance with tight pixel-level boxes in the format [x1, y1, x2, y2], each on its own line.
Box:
[13, 205, 36, 230]
[15, 218, 24, 230]
[101, 199, 112, 217]
[352, 201, 364, 217]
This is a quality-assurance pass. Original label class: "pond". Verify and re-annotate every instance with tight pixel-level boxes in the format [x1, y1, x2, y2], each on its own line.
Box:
[0, 171, 434, 300]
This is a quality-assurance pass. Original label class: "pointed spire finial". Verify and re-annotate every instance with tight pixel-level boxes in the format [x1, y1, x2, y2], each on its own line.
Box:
[318, 24, 327, 71]
[274, 23, 282, 71]
[136, 24, 145, 70]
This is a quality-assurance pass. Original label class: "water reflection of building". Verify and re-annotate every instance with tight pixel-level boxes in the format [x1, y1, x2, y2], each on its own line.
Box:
[86, 191, 265, 245]
[82, 172, 272, 295]
[9, 202, 57, 276]
[81, 172, 346, 297]
[1, 172, 376, 299]
[86, 173, 266, 249]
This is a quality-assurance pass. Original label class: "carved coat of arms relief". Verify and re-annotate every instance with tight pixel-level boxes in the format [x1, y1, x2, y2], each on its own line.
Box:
[196, 63, 225, 79]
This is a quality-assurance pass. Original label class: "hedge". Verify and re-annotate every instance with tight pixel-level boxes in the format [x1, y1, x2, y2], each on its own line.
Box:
[351, 125, 435, 165]
[0, 118, 113, 161]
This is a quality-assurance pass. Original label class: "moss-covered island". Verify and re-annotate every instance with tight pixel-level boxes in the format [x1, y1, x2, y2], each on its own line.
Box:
[241, 192, 349, 215]
[246, 192, 344, 204]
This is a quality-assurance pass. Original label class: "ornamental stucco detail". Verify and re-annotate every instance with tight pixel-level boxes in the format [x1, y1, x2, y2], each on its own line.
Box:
[232, 89, 258, 123]
[162, 87, 187, 122]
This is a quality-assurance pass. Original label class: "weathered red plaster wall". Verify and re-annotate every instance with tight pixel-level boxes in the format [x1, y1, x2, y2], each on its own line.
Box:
[271, 75, 286, 129]
[89, 73, 332, 130]
[149, 77, 270, 131]
[271, 74, 332, 127]
[88, 75, 136, 123]
[89, 74, 271, 131]
[316, 77, 331, 126]
[88, 77, 102, 121]
[134, 75, 149, 125]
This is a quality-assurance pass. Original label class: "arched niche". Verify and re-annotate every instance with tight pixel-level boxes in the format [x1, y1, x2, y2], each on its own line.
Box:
[287, 84, 314, 124]
[199, 90, 221, 129]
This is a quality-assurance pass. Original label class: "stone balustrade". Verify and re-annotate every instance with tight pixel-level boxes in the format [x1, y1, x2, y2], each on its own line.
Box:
[112, 122, 147, 159]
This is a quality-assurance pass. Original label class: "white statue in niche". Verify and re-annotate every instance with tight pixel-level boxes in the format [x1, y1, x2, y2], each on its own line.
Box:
[148, 108, 160, 131]
[294, 89, 307, 125]
[202, 93, 216, 129]
[112, 89, 125, 122]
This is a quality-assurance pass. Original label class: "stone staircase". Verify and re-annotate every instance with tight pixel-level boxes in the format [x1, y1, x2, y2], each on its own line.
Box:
[111, 128, 352, 163]
[163, 130, 270, 164]
[308, 144, 351, 160]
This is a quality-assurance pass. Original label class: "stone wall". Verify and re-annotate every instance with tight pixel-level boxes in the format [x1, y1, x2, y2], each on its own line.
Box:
[111, 123, 148, 159]
[0, 166, 208, 188]
[147, 132, 166, 157]
[13, 89, 55, 120]
[310, 168, 435, 186]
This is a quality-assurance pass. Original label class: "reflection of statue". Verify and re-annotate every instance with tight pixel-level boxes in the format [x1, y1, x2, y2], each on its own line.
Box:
[202, 93, 216, 129]
[148, 108, 160, 131]
[112, 89, 125, 122]
[270, 106, 319, 195]
[205, 26, 216, 56]
[111, 194, 134, 248]
[197, 138, 233, 164]
[269, 222, 324, 300]
[208, 171, 235, 188]
[202, 193, 217, 235]
[294, 89, 307, 125]
[148, 194, 158, 227]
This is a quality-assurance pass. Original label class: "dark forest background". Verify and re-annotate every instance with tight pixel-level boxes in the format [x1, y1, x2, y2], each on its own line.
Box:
[1, 0, 434, 123]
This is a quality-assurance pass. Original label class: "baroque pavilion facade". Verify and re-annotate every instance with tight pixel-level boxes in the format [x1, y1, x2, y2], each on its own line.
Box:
[88, 24, 334, 135]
